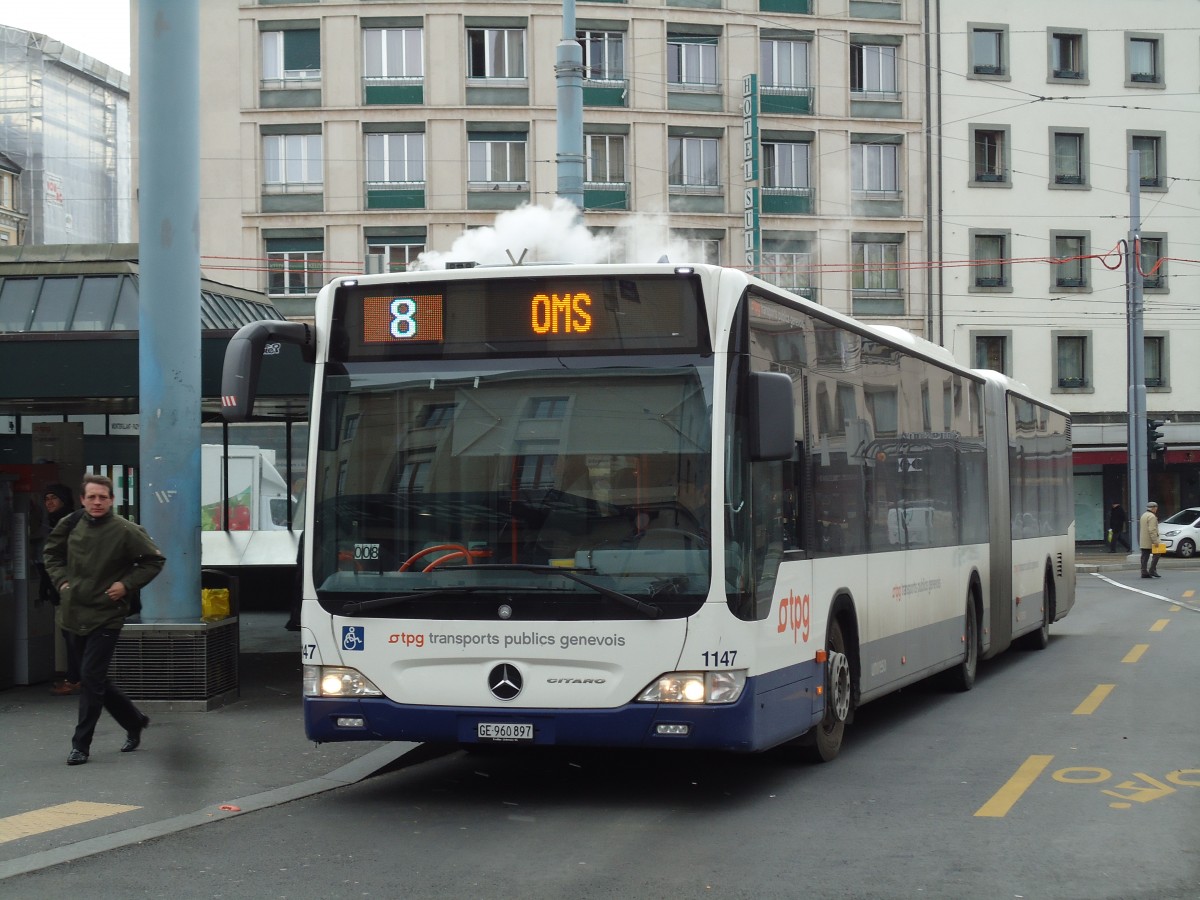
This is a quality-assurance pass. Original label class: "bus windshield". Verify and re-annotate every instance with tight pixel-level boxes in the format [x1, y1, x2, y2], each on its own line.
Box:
[312, 356, 714, 619]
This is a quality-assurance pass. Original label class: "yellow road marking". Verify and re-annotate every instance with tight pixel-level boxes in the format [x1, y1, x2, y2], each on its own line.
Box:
[975, 754, 1054, 818]
[1073, 684, 1115, 715]
[1150, 619, 1170, 632]
[1123, 644, 1149, 663]
[1169, 605, 1181, 612]
[0, 801, 140, 845]
[1183, 590, 1194, 598]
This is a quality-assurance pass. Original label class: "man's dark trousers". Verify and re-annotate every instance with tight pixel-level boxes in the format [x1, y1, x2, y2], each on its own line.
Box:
[69, 629, 143, 752]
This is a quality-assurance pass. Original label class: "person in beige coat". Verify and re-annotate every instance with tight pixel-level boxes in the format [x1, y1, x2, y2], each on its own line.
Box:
[1139, 501, 1161, 579]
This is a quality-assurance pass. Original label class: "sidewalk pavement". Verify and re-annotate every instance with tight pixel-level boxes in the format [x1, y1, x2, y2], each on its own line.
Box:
[0, 614, 412, 880]
[1074, 543, 1196, 573]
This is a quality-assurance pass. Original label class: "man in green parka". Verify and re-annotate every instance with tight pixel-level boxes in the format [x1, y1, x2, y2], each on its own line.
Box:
[43, 474, 165, 766]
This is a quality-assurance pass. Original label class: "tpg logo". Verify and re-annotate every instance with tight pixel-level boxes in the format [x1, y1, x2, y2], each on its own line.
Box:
[777, 590, 811, 644]
[341, 626, 365, 651]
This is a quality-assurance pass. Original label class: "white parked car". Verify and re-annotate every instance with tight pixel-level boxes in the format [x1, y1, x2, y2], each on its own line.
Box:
[1159, 507, 1200, 559]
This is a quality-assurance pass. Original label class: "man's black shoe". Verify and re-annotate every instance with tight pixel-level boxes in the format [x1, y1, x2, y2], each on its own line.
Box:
[121, 714, 150, 752]
[1151, 573, 1162, 578]
[1141, 574, 1151, 579]
[67, 749, 89, 766]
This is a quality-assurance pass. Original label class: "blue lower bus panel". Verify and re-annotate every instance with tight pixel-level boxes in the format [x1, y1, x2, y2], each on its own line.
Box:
[305, 665, 820, 752]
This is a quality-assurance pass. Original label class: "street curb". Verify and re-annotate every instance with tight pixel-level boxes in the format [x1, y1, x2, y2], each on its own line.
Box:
[0, 742, 415, 882]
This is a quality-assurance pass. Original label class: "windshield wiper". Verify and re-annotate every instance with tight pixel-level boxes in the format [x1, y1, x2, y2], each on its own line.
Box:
[465, 563, 662, 619]
[340, 586, 491, 617]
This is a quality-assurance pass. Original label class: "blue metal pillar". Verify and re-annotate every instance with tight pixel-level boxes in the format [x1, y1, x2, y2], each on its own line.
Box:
[556, 0, 585, 210]
[138, 0, 202, 621]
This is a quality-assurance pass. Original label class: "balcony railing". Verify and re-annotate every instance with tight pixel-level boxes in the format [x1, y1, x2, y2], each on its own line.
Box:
[760, 84, 812, 114]
[669, 181, 722, 195]
[667, 80, 720, 94]
[583, 78, 628, 106]
[262, 181, 323, 195]
[363, 75, 423, 104]
[364, 180, 425, 209]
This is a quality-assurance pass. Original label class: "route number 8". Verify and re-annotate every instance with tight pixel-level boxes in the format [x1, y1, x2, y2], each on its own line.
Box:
[390, 297, 417, 339]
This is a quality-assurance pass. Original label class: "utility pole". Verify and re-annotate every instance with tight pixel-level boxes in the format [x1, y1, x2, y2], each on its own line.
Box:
[555, 0, 585, 210]
[1126, 150, 1145, 553]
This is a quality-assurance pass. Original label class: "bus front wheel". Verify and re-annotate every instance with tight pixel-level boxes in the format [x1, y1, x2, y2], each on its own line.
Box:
[798, 618, 851, 763]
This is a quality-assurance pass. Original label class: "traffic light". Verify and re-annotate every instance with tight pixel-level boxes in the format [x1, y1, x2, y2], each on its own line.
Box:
[1147, 419, 1167, 456]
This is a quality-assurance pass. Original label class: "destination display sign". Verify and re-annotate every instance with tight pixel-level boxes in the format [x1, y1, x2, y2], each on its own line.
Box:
[332, 273, 706, 360]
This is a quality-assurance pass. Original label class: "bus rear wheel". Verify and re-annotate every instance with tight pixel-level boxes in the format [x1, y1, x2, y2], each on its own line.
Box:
[799, 619, 851, 763]
[1020, 571, 1053, 650]
[945, 597, 978, 692]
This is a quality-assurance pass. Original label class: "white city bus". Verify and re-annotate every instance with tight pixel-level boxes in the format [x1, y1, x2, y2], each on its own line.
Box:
[222, 263, 1075, 761]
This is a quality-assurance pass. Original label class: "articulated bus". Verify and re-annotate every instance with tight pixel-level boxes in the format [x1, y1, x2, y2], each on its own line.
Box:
[222, 262, 1075, 761]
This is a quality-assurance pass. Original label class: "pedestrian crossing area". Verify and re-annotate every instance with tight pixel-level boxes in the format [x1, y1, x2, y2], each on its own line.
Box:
[0, 802, 140, 845]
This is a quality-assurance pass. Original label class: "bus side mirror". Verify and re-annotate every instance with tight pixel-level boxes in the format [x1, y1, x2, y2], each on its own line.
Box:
[221, 320, 312, 422]
[750, 371, 795, 461]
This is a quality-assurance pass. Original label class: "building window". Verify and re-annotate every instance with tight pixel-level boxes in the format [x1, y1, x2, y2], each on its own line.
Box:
[1131, 134, 1164, 188]
[973, 334, 1009, 374]
[1145, 335, 1167, 389]
[667, 38, 718, 89]
[468, 137, 527, 185]
[1049, 30, 1085, 80]
[671, 231, 721, 264]
[366, 238, 426, 273]
[969, 24, 1007, 77]
[852, 241, 900, 292]
[851, 142, 898, 194]
[971, 231, 1010, 289]
[266, 239, 324, 297]
[468, 28, 526, 79]
[761, 39, 808, 88]
[586, 134, 625, 183]
[261, 29, 320, 85]
[1140, 236, 1166, 290]
[364, 28, 423, 78]
[1126, 34, 1162, 85]
[1052, 131, 1086, 186]
[763, 142, 810, 189]
[1052, 233, 1088, 289]
[262, 134, 323, 190]
[579, 30, 623, 81]
[850, 43, 898, 96]
[366, 133, 424, 184]
[668, 137, 720, 190]
[971, 127, 1008, 183]
[760, 246, 812, 294]
[0, 170, 15, 210]
[1054, 333, 1090, 390]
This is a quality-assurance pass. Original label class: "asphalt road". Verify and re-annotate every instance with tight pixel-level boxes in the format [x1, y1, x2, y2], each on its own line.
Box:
[4, 568, 1199, 900]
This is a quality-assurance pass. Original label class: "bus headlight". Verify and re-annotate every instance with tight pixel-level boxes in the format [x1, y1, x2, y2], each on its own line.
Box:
[303, 665, 383, 698]
[636, 670, 747, 704]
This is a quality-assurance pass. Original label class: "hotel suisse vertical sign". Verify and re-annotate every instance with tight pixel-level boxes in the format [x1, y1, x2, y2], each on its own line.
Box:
[742, 75, 760, 275]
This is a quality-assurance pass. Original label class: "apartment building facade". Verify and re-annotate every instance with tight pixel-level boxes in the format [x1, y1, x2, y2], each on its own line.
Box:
[170, 0, 931, 329]
[932, 1, 1200, 539]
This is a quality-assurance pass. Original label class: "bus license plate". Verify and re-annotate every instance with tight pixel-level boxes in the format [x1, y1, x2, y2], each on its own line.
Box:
[477, 723, 533, 742]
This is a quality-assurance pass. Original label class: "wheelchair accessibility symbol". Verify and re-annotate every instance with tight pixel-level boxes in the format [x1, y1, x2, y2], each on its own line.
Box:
[342, 626, 365, 651]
